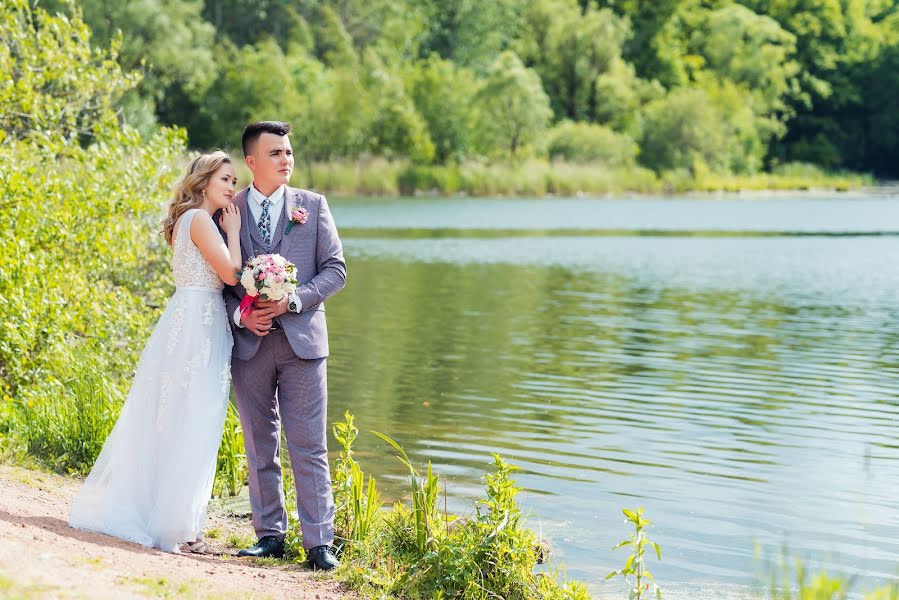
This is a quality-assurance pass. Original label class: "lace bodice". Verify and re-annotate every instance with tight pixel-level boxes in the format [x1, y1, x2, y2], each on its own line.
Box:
[172, 209, 225, 290]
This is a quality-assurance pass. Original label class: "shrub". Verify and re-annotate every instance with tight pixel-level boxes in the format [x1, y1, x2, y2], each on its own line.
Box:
[546, 121, 638, 167]
[0, 0, 185, 471]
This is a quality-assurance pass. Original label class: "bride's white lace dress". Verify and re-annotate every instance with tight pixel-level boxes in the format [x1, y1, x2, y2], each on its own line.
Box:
[69, 209, 233, 552]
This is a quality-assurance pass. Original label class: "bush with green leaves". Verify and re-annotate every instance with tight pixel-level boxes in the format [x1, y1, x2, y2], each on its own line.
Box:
[330, 416, 589, 600]
[0, 0, 184, 471]
[546, 121, 638, 167]
[639, 87, 730, 174]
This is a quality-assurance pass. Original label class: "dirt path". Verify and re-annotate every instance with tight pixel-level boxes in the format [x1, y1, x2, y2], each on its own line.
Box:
[0, 465, 357, 599]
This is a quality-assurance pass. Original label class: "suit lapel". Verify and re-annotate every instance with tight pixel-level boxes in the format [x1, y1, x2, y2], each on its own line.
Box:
[278, 188, 304, 257]
[268, 192, 289, 251]
[236, 188, 257, 257]
[244, 189, 268, 252]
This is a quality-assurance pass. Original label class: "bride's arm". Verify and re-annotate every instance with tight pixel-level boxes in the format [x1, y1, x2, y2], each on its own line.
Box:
[190, 209, 242, 286]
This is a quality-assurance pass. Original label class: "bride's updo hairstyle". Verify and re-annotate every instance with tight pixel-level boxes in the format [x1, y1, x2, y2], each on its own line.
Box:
[162, 151, 232, 246]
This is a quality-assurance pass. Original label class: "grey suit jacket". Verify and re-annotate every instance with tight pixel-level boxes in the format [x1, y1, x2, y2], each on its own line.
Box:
[223, 186, 347, 361]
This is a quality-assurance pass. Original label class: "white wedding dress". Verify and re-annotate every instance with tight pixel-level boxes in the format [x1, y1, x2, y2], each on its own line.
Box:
[69, 209, 233, 552]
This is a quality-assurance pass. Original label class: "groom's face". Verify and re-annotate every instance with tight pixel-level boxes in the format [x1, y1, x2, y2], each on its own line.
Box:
[247, 133, 294, 188]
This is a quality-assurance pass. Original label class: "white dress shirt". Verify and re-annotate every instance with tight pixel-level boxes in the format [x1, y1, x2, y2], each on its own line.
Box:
[248, 183, 285, 231]
[233, 184, 302, 327]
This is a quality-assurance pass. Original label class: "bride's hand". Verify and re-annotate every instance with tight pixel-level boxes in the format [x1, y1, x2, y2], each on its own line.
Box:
[219, 203, 241, 236]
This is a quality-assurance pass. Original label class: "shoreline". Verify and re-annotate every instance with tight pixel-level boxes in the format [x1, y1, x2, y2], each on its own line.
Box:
[326, 185, 897, 201]
[0, 464, 355, 599]
[226, 158, 877, 199]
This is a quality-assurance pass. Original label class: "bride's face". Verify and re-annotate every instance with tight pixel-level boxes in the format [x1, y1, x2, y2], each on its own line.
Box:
[205, 163, 238, 209]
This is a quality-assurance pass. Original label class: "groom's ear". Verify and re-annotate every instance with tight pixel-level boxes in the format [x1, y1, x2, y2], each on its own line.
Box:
[245, 154, 256, 173]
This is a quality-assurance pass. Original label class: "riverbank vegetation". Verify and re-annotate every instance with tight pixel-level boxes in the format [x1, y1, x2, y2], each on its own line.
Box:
[302, 159, 869, 197]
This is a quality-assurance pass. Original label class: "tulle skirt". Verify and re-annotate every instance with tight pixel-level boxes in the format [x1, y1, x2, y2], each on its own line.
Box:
[69, 287, 233, 552]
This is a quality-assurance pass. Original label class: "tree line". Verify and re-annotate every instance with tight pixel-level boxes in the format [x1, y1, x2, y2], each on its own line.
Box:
[34, 0, 899, 176]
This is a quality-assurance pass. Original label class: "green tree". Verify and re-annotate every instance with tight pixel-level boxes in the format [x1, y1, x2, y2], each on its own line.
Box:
[365, 53, 435, 163]
[203, 0, 307, 47]
[406, 56, 480, 163]
[742, 0, 898, 173]
[517, 0, 632, 122]
[474, 51, 553, 158]
[687, 4, 802, 141]
[598, 0, 694, 86]
[45, 0, 217, 131]
[593, 57, 664, 139]
[187, 38, 306, 150]
[417, 0, 526, 72]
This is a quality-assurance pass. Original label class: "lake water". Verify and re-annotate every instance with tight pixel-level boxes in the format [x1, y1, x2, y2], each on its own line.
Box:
[322, 192, 899, 597]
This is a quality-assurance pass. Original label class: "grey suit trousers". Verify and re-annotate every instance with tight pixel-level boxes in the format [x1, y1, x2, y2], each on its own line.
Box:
[231, 329, 334, 549]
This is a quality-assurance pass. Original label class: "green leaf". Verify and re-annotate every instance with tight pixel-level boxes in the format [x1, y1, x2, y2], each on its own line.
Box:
[624, 554, 636, 571]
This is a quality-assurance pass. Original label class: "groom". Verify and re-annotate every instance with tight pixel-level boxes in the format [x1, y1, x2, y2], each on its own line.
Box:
[223, 121, 346, 570]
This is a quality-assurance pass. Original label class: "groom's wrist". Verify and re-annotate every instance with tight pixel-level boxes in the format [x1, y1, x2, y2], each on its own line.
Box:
[288, 292, 302, 314]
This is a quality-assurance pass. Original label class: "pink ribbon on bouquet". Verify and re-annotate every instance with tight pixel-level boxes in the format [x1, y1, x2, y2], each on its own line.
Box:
[239, 294, 258, 317]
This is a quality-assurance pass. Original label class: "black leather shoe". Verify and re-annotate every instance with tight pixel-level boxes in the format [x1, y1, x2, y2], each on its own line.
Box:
[307, 545, 339, 570]
[237, 535, 284, 558]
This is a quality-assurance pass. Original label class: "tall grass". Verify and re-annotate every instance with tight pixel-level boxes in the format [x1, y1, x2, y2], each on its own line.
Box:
[372, 430, 441, 554]
[5, 353, 124, 474]
[333, 411, 382, 546]
[764, 553, 899, 600]
[212, 403, 248, 498]
[234, 153, 870, 197]
[327, 412, 589, 599]
[306, 159, 403, 196]
[275, 159, 870, 197]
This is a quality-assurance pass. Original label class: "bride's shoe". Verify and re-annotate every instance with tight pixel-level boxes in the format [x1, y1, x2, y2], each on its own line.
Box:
[180, 539, 212, 554]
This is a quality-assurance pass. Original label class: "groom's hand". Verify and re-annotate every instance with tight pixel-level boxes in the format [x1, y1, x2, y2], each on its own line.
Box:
[256, 297, 289, 317]
[241, 309, 272, 337]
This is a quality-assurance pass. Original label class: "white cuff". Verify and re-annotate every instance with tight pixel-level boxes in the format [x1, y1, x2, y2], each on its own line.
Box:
[288, 291, 302, 313]
[233, 306, 244, 328]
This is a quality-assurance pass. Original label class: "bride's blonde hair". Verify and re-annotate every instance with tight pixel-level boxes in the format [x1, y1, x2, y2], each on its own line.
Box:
[162, 151, 232, 246]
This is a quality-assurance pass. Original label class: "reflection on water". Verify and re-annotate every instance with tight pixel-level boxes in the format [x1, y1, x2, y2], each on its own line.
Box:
[323, 196, 899, 595]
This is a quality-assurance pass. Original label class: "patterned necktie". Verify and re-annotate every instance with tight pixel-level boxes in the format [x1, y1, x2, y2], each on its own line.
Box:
[259, 198, 272, 245]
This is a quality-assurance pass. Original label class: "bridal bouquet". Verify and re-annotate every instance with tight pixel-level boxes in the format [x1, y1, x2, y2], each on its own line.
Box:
[238, 254, 298, 316]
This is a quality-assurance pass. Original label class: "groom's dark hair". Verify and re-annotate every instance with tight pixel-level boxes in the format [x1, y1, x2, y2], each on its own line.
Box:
[242, 121, 292, 156]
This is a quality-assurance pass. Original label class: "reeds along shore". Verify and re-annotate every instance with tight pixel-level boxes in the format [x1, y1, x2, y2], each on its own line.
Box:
[283, 160, 870, 198]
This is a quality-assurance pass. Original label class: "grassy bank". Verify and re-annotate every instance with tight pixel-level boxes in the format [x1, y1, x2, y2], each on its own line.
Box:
[283, 159, 873, 197]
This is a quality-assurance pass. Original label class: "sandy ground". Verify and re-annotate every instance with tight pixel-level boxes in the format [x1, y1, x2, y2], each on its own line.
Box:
[0, 465, 357, 599]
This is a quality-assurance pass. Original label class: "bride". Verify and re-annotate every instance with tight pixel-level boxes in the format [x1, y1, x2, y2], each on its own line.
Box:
[69, 151, 243, 553]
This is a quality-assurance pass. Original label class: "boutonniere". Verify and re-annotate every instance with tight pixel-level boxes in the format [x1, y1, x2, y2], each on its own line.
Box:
[285, 205, 308, 234]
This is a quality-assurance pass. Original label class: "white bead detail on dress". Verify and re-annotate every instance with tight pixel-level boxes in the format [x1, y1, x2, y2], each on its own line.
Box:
[203, 299, 216, 325]
[220, 364, 231, 395]
[201, 338, 211, 367]
[157, 371, 172, 433]
[167, 298, 185, 355]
